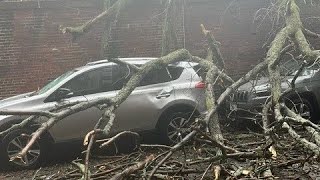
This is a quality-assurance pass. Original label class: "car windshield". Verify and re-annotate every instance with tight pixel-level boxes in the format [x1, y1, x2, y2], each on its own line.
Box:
[280, 58, 320, 75]
[293, 68, 319, 76]
[36, 70, 75, 95]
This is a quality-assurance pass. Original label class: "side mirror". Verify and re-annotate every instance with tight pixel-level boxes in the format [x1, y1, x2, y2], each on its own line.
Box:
[55, 88, 73, 101]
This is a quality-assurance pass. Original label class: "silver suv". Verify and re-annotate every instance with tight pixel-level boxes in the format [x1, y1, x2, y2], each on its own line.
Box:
[0, 58, 206, 168]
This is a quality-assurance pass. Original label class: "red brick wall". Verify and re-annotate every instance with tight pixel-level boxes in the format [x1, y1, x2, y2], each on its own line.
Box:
[185, 0, 271, 76]
[184, 0, 320, 76]
[0, 0, 105, 98]
[0, 0, 319, 99]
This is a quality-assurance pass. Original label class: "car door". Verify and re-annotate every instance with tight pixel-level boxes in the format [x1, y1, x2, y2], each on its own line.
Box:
[114, 66, 182, 132]
[48, 67, 111, 143]
[84, 65, 182, 135]
[82, 64, 140, 135]
[80, 65, 120, 136]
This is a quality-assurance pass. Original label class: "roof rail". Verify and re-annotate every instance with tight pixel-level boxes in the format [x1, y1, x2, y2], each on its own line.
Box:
[86, 57, 158, 66]
[86, 59, 109, 66]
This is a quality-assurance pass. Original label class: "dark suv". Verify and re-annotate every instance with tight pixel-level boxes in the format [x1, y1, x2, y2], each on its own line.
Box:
[229, 62, 320, 123]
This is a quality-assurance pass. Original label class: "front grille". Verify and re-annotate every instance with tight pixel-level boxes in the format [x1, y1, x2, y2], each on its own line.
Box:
[255, 91, 271, 97]
[234, 90, 249, 102]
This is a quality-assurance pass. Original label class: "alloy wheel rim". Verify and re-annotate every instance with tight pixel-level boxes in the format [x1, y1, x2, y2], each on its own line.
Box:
[167, 116, 192, 143]
[7, 134, 40, 166]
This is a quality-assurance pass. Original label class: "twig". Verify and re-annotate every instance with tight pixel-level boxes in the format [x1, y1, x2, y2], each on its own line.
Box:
[194, 128, 238, 153]
[84, 134, 96, 180]
[32, 167, 42, 180]
[91, 162, 136, 178]
[148, 130, 197, 179]
[72, 161, 89, 180]
[100, 131, 139, 148]
[188, 151, 263, 165]
[156, 168, 202, 175]
[109, 155, 154, 180]
[140, 144, 171, 149]
[303, 28, 320, 38]
[200, 163, 213, 180]
[272, 158, 305, 168]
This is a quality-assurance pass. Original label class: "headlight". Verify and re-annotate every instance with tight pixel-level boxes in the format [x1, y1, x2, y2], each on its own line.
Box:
[0, 115, 11, 122]
[0, 115, 8, 121]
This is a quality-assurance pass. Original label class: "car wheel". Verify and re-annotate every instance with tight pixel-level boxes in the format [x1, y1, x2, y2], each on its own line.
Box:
[0, 129, 46, 169]
[159, 112, 195, 145]
[286, 98, 315, 121]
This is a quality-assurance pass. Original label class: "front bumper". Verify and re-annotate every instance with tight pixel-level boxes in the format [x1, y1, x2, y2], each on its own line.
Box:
[229, 96, 270, 120]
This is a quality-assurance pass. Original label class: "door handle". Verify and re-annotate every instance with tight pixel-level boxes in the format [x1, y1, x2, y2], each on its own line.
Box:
[156, 92, 171, 99]
[156, 87, 173, 99]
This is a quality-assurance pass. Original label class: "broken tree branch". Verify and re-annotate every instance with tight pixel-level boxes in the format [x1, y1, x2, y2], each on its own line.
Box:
[303, 28, 320, 38]
[282, 122, 320, 156]
[100, 131, 139, 148]
[110, 155, 154, 180]
[194, 128, 238, 154]
[62, 0, 129, 36]
[0, 110, 54, 118]
[148, 130, 197, 179]
[201, 24, 225, 69]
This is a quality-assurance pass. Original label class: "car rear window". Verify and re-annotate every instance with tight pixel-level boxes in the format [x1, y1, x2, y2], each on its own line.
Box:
[139, 66, 184, 86]
[192, 64, 205, 79]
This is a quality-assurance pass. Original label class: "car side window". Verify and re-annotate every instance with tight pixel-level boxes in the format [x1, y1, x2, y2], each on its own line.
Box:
[61, 66, 113, 96]
[111, 65, 132, 90]
[50, 64, 183, 99]
[59, 64, 133, 97]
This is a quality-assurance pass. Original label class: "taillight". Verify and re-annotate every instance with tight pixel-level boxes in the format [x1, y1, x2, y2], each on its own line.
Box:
[195, 81, 206, 89]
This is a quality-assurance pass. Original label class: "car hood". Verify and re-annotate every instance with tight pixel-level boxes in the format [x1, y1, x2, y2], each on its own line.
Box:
[238, 75, 311, 93]
[0, 92, 35, 110]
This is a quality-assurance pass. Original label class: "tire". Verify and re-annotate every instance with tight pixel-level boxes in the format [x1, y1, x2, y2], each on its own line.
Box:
[158, 112, 195, 145]
[0, 129, 46, 169]
[286, 97, 315, 122]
